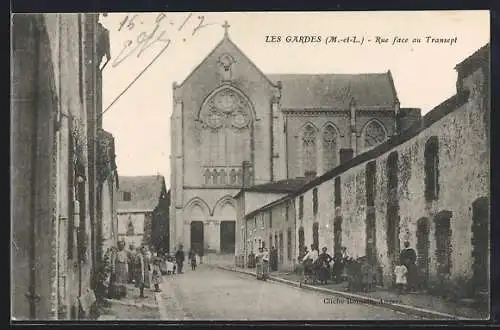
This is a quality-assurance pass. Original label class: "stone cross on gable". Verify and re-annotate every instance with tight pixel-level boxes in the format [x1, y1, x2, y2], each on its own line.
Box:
[223, 21, 230, 36]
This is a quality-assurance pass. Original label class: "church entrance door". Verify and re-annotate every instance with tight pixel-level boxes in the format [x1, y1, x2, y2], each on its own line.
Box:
[190, 221, 204, 255]
[220, 221, 236, 254]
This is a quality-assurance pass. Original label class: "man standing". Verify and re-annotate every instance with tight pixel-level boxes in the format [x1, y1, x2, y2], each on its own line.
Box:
[399, 241, 417, 292]
[114, 240, 129, 299]
[136, 245, 149, 298]
[175, 244, 185, 274]
[127, 244, 137, 284]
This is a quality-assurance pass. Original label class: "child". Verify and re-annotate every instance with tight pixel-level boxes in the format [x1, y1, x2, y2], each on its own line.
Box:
[151, 257, 163, 292]
[394, 261, 408, 294]
[189, 250, 197, 271]
[166, 256, 175, 275]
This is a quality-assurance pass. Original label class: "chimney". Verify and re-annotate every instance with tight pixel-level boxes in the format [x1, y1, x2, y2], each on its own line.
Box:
[304, 171, 317, 182]
[340, 148, 354, 165]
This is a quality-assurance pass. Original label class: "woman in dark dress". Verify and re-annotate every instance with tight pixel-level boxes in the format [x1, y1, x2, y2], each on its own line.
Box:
[318, 247, 333, 284]
[399, 241, 417, 292]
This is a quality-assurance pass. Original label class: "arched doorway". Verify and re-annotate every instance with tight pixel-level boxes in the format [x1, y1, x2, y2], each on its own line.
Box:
[216, 201, 236, 254]
[471, 197, 489, 291]
[416, 217, 430, 288]
[190, 221, 204, 255]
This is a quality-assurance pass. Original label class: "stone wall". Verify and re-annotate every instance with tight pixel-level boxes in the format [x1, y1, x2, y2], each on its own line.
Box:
[289, 53, 489, 288]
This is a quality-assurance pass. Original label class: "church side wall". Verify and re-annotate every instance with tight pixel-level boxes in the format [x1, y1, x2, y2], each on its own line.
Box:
[285, 113, 350, 178]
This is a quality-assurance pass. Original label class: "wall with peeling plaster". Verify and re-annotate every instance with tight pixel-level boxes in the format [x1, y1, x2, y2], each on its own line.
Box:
[289, 55, 489, 288]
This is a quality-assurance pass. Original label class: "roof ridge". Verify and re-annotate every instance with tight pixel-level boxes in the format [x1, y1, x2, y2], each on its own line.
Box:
[266, 72, 389, 77]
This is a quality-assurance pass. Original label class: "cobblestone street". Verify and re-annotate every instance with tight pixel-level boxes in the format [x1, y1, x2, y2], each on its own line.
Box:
[155, 264, 422, 320]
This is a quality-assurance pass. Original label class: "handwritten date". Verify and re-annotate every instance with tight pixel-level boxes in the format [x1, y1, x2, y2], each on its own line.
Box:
[112, 13, 215, 67]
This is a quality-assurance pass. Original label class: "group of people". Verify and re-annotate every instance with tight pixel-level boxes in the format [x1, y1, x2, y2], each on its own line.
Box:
[255, 247, 270, 280]
[100, 242, 201, 299]
[100, 241, 164, 299]
[297, 241, 419, 294]
[299, 245, 350, 285]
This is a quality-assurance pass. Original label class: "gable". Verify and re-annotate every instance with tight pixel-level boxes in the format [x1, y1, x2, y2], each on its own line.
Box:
[117, 175, 165, 212]
[175, 35, 277, 102]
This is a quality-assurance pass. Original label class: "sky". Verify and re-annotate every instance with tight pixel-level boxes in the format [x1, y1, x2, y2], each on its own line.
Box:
[99, 11, 490, 186]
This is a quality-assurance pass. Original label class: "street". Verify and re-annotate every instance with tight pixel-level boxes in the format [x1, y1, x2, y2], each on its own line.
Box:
[156, 264, 422, 320]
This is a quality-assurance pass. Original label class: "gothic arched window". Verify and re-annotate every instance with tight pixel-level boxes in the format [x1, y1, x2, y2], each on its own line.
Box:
[322, 125, 338, 171]
[302, 125, 317, 175]
[363, 120, 387, 150]
[424, 136, 439, 202]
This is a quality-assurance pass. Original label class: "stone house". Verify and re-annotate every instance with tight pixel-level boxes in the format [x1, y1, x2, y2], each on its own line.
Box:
[235, 178, 306, 267]
[117, 175, 169, 252]
[11, 13, 113, 320]
[237, 44, 490, 298]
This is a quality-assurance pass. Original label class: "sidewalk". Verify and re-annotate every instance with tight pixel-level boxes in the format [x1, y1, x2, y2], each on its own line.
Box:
[216, 264, 488, 320]
[97, 283, 161, 320]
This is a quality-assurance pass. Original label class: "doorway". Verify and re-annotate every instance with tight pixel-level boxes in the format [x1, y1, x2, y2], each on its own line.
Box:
[190, 221, 204, 255]
[416, 217, 430, 288]
[220, 221, 236, 254]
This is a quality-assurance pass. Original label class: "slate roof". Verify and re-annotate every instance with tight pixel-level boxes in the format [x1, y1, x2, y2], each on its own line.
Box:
[117, 175, 165, 212]
[267, 72, 397, 110]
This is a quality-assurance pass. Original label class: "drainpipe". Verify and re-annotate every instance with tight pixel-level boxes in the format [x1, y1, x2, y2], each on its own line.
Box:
[27, 15, 41, 319]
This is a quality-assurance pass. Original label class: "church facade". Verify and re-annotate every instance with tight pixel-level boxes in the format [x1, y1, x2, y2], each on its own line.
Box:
[169, 28, 416, 254]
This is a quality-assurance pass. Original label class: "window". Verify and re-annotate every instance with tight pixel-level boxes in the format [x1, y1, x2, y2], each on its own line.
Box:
[334, 177, 341, 207]
[386, 151, 400, 268]
[302, 125, 317, 175]
[204, 169, 211, 184]
[322, 125, 338, 171]
[366, 161, 376, 207]
[299, 196, 304, 219]
[298, 226, 305, 258]
[285, 202, 290, 222]
[312, 222, 319, 249]
[123, 191, 132, 201]
[312, 188, 318, 215]
[260, 214, 265, 229]
[387, 152, 398, 203]
[424, 136, 439, 202]
[269, 210, 273, 229]
[363, 120, 387, 150]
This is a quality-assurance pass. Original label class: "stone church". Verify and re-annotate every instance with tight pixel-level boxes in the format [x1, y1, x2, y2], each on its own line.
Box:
[169, 25, 416, 254]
